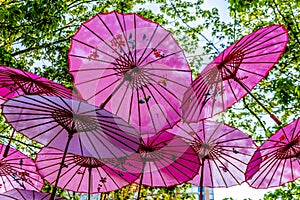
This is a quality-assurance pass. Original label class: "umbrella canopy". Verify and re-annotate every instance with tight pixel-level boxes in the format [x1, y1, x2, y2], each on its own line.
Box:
[182, 24, 288, 123]
[107, 131, 200, 199]
[68, 11, 192, 134]
[0, 189, 65, 200]
[0, 66, 78, 104]
[0, 144, 43, 193]
[35, 147, 140, 196]
[246, 117, 300, 188]
[169, 120, 257, 199]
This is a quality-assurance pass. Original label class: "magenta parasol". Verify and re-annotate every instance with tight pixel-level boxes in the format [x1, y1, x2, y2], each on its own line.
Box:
[0, 144, 43, 193]
[0, 66, 82, 157]
[169, 120, 257, 200]
[246, 117, 300, 188]
[182, 25, 288, 124]
[68, 11, 192, 134]
[35, 147, 140, 200]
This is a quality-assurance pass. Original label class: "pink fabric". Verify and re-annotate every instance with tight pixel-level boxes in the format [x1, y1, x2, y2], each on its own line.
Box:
[118, 131, 200, 187]
[0, 189, 65, 200]
[68, 11, 192, 134]
[0, 144, 43, 193]
[182, 25, 288, 122]
[246, 118, 300, 188]
[2, 95, 140, 159]
[169, 120, 257, 187]
[36, 147, 139, 193]
[0, 66, 79, 104]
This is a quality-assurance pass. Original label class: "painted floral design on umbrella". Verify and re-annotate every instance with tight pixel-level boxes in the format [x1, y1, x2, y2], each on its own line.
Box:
[2, 95, 140, 199]
[169, 120, 257, 200]
[182, 24, 288, 124]
[36, 147, 139, 199]
[0, 144, 43, 193]
[68, 11, 192, 134]
[246, 117, 300, 188]
[0, 189, 65, 200]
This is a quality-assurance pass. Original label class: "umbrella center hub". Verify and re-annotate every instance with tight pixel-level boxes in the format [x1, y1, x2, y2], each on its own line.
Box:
[52, 109, 99, 133]
[276, 137, 300, 159]
[73, 155, 104, 168]
[217, 51, 245, 81]
[10, 74, 53, 94]
[138, 145, 162, 161]
[192, 141, 219, 159]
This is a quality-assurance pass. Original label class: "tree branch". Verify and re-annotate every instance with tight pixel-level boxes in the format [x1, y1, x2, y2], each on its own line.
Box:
[11, 37, 71, 56]
[243, 97, 268, 134]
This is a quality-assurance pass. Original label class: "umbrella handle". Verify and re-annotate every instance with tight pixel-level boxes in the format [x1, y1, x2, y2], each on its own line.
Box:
[199, 158, 205, 200]
[137, 161, 145, 200]
[50, 133, 74, 200]
[3, 130, 16, 158]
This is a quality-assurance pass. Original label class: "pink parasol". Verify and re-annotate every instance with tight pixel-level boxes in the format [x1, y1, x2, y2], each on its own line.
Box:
[182, 25, 288, 124]
[0, 188, 65, 200]
[36, 147, 139, 200]
[103, 131, 200, 199]
[246, 117, 300, 188]
[68, 11, 192, 134]
[169, 120, 257, 200]
[0, 144, 43, 193]
[0, 65, 81, 157]
[2, 95, 140, 199]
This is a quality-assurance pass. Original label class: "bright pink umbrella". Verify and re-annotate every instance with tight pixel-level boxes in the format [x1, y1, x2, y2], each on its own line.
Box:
[169, 120, 257, 200]
[0, 189, 65, 200]
[246, 117, 300, 188]
[106, 131, 200, 199]
[36, 147, 139, 200]
[68, 11, 192, 134]
[0, 65, 81, 157]
[0, 144, 43, 193]
[2, 95, 140, 199]
[182, 25, 288, 124]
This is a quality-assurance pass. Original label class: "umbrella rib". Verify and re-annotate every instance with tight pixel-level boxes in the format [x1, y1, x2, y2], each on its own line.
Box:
[74, 71, 124, 86]
[291, 118, 299, 139]
[114, 12, 134, 64]
[127, 87, 134, 124]
[75, 167, 86, 192]
[97, 116, 138, 136]
[139, 49, 183, 68]
[96, 14, 132, 62]
[136, 87, 142, 134]
[137, 32, 172, 66]
[84, 77, 121, 102]
[114, 78, 131, 117]
[210, 158, 228, 187]
[140, 85, 157, 133]
[136, 24, 159, 65]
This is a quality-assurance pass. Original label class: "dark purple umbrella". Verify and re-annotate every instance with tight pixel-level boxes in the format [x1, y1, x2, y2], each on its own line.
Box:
[182, 25, 288, 125]
[2, 95, 140, 199]
[169, 120, 257, 200]
[68, 11, 192, 134]
[246, 117, 300, 188]
[36, 147, 140, 200]
[0, 144, 44, 193]
[0, 189, 65, 200]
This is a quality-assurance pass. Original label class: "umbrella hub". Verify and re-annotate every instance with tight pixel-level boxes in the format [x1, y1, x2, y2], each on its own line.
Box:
[216, 51, 244, 81]
[138, 145, 163, 161]
[52, 109, 99, 133]
[192, 141, 220, 159]
[10, 74, 53, 94]
[276, 137, 300, 159]
[73, 155, 104, 168]
[120, 63, 148, 88]
[0, 161, 13, 175]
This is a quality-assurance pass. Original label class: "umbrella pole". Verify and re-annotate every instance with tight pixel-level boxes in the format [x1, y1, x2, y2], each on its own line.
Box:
[100, 79, 125, 109]
[199, 158, 205, 200]
[137, 162, 145, 200]
[223, 66, 282, 125]
[3, 129, 16, 157]
[50, 132, 74, 200]
[88, 166, 92, 200]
